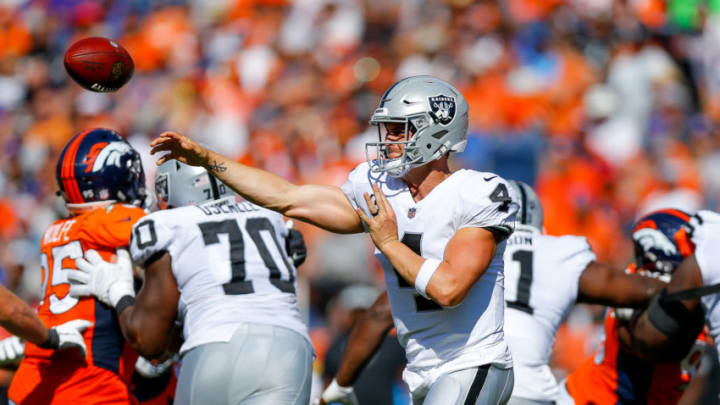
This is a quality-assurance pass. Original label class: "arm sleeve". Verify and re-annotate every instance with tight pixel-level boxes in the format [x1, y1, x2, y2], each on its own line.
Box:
[340, 167, 360, 210]
[460, 175, 518, 240]
[130, 215, 174, 268]
[340, 165, 369, 232]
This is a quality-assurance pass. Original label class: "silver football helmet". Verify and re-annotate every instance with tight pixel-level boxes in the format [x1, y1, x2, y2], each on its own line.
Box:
[155, 160, 236, 209]
[508, 180, 543, 232]
[368, 75, 469, 177]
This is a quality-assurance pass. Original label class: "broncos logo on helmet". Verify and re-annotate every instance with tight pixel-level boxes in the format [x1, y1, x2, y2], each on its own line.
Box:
[631, 209, 693, 274]
[56, 128, 147, 208]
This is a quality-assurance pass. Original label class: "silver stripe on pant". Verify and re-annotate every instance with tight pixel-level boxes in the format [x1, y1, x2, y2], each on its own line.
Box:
[175, 323, 313, 405]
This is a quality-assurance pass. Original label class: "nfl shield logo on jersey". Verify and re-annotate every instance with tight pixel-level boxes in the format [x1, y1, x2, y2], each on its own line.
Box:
[428, 95, 456, 125]
[408, 207, 416, 218]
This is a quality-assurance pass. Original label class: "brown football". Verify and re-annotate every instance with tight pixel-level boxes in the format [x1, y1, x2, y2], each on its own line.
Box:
[64, 37, 134, 92]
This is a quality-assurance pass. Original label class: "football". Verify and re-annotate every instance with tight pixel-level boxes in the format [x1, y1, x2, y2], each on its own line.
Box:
[64, 37, 134, 92]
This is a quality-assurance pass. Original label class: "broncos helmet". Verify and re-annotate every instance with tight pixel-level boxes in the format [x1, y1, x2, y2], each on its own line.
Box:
[56, 128, 147, 209]
[368, 75, 469, 177]
[631, 209, 693, 274]
[507, 180, 544, 232]
[155, 159, 236, 209]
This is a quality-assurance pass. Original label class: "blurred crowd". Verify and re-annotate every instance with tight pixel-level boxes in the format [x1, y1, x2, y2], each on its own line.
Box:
[0, 0, 717, 402]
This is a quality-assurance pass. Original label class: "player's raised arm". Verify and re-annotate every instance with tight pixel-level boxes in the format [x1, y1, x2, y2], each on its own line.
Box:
[150, 131, 362, 234]
[577, 261, 666, 307]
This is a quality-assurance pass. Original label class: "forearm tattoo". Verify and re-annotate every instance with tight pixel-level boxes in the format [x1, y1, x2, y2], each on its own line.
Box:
[208, 159, 227, 173]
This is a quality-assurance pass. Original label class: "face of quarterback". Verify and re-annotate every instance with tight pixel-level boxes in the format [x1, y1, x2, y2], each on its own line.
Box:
[382, 122, 415, 159]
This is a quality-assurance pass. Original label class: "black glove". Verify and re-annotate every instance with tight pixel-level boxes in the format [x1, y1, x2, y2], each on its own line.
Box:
[286, 228, 307, 267]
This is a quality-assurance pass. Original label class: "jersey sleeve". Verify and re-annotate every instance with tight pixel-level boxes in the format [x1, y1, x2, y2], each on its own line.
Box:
[340, 164, 364, 210]
[557, 235, 597, 302]
[459, 174, 518, 240]
[340, 163, 371, 232]
[129, 213, 175, 267]
[78, 204, 146, 248]
[690, 210, 720, 286]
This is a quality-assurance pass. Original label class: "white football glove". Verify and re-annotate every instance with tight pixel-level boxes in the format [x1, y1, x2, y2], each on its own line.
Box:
[135, 354, 178, 378]
[314, 379, 359, 405]
[68, 249, 135, 308]
[614, 307, 635, 322]
[0, 336, 24, 367]
[41, 319, 93, 357]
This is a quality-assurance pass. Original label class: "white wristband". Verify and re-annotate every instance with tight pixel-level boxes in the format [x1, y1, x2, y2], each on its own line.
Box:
[415, 259, 441, 299]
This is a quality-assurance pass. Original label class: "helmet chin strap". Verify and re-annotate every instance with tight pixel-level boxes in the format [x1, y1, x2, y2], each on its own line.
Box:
[384, 158, 409, 178]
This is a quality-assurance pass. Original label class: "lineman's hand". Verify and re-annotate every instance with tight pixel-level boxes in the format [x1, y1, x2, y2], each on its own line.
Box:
[41, 319, 93, 357]
[356, 183, 399, 251]
[150, 131, 210, 167]
[0, 336, 24, 367]
[313, 379, 359, 405]
[68, 249, 135, 308]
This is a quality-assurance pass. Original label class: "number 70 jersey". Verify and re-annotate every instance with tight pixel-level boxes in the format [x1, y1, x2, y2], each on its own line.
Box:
[130, 198, 310, 355]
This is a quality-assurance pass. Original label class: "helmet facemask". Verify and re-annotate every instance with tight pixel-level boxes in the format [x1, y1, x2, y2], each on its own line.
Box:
[367, 110, 459, 177]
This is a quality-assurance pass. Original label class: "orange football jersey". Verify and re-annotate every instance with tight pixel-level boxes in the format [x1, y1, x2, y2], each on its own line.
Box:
[566, 307, 707, 405]
[9, 203, 145, 405]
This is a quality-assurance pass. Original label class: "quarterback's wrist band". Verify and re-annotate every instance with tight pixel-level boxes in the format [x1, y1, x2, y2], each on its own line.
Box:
[38, 328, 59, 349]
[415, 259, 441, 299]
[115, 295, 136, 315]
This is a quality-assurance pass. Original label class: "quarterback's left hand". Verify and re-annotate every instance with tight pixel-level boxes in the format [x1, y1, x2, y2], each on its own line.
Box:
[68, 249, 135, 308]
[356, 183, 399, 251]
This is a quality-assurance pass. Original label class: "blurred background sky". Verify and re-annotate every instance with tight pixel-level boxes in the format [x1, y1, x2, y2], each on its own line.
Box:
[0, 0, 716, 402]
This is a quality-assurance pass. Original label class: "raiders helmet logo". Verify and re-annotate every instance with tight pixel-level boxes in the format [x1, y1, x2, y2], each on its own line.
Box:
[428, 95, 456, 125]
[155, 172, 169, 203]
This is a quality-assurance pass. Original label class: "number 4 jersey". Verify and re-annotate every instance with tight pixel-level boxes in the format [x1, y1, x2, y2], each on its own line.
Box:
[129, 197, 310, 355]
[503, 226, 596, 402]
[341, 162, 517, 395]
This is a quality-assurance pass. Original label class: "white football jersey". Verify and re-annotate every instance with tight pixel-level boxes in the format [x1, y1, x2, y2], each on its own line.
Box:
[341, 161, 517, 394]
[688, 210, 720, 362]
[130, 197, 309, 354]
[503, 227, 596, 401]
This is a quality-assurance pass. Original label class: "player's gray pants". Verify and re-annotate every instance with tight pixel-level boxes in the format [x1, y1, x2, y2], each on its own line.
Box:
[413, 365, 514, 405]
[506, 397, 555, 405]
[175, 323, 313, 405]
